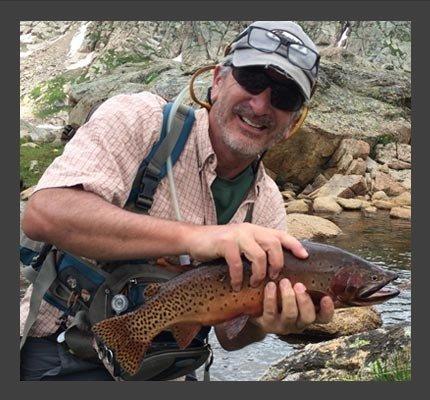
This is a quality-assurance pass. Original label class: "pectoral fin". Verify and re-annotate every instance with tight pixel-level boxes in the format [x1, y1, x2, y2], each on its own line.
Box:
[170, 323, 202, 349]
[216, 315, 249, 340]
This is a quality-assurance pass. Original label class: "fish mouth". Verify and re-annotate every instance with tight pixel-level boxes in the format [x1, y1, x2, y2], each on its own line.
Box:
[353, 274, 400, 305]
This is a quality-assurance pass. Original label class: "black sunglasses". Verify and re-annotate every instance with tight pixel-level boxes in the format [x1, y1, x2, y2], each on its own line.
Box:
[231, 66, 305, 112]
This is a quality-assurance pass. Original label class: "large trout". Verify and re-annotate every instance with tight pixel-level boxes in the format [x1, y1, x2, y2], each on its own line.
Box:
[92, 241, 399, 375]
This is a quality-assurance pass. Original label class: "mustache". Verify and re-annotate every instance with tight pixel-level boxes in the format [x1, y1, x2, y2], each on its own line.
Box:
[233, 104, 275, 129]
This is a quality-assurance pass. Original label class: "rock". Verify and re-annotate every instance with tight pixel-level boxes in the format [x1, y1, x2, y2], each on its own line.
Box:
[365, 157, 379, 173]
[373, 171, 406, 196]
[375, 143, 411, 166]
[281, 190, 296, 202]
[397, 144, 411, 163]
[371, 190, 389, 201]
[299, 174, 328, 197]
[362, 206, 377, 217]
[279, 307, 382, 342]
[286, 214, 342, 240]
[285, 199, 310, 214]
[373, 200, 394, 210]
[313, 196, 343, 214]
[264, 127, 341, 188]
[345, 158, 367, 175]
[29, 160, 39, 171]
[260, 323, 411, 381]
[388, 160, 411, 170]
[20, 185, 36, 201]
[336, 197, 363, 210]
[375, 143, 397, 164]
[329, 138, 370, 166]
[21, 142, 39, 148]
[389, 169, 411, 190]
[377, 164, 390, 174]
[265, 167, 277, 181]
[310, 174, 329, 192]
[310, 174, 367, 199]
[336, 153, 354, 174]
[391, 192, 411, 207]
[20, 119, 58, 143]
[390, 206, 411, 220]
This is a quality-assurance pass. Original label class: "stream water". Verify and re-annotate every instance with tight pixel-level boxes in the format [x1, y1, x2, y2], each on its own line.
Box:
[197, 211, 411, 381]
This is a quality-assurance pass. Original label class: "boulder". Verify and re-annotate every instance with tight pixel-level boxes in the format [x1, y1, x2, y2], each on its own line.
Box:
[345, 158, 367, 176]
[21, 142, 39, 149]
[388, 160, 411, 170]
[309, 174, 367, 199]
[377, 164, 390, 174]
[391, 192, 411, 207]
[375, 143, 397, 164]
[389, 169, 411, 190]
[336, 197, 363, 210]
[313, 196, 343, 214]
[362, 206, 377, 217]
[397, 144, 411, 163]
[371, 190, 389, 201]
[329, 138, 370, 166]
[373, 171, 406, 196]
[260, 323, 411, 381]
[286, 214, 342, 240]
[281, 190, 296, 202]
[278, 307, 382, 342]
[365, 157, 379, 173]
[285, 199, 310, 214]
[263, 126, 341, 188]
[335, 153, 354, 174]
[390, 206, 411, 220]
[373, 200, 394, 210]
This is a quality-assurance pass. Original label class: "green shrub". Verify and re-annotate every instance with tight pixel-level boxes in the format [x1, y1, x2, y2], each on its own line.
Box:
[20, 139, 65, 187]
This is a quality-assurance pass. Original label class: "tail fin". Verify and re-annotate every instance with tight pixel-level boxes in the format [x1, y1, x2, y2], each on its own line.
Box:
[92, 314, 150, 376]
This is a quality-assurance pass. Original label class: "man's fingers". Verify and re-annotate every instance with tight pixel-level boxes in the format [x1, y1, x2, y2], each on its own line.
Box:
[262, 282, 278, 321]
[294, 283, 316, 329]
[264, 240, 284, 280]
[279, 278, 298, 323]
[242, 240, 268, 288]
[224, 245, 243, 292]
[314, 295, 335, 324]
[279, 234, 308, 259]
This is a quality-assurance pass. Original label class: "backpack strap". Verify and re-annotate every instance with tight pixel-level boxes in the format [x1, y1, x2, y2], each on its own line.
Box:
[20, 249, 58, 350]
[125, 102, 195, 213]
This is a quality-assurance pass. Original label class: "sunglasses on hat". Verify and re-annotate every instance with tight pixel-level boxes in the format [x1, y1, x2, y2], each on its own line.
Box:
[231, 66, 305, 112]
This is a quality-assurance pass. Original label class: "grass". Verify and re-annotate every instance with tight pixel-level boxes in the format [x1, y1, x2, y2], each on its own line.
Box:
[29, 75, 71, 119]
[342, 348, 411, 381]
[369, 352, 411, 381]
[97, 49, 150, 73]
[20, 138, 65, 188]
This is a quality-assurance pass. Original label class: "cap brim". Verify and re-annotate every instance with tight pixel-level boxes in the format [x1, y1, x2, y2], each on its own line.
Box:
[232, 49, 311, 100]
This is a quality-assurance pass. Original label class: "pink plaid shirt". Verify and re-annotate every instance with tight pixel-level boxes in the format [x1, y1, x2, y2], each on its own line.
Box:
[20, 91, 287, 337]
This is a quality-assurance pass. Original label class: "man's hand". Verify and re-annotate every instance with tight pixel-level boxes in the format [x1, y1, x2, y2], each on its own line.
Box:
[187, 223, 308, 292]
[250, 279, 335, 335]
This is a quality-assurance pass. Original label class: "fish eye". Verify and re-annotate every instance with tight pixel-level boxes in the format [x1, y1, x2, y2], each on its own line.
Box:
[371, 275, 378, 281]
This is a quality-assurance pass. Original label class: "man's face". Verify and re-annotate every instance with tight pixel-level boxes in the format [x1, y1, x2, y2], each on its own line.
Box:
[209, 66, 299, 158]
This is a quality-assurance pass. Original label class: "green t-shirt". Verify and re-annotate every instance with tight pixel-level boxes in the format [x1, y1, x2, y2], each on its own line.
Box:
[211, 165, 255, 225]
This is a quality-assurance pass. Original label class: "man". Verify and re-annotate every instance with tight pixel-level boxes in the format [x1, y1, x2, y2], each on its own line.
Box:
[21, 21, 334, 380]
